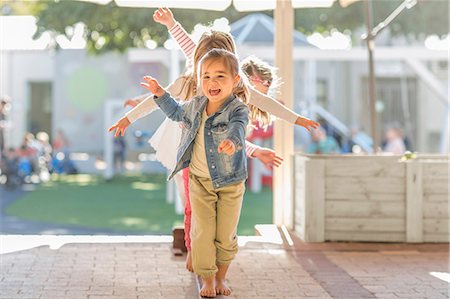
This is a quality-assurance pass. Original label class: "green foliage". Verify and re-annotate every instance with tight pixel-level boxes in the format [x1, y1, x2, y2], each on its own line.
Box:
[33, 1, 169, 54]
[20, 0, 450, 55]
[1, 0, 45, 16]
[295, 0, 448, 38]
[29, 0, 251, 54]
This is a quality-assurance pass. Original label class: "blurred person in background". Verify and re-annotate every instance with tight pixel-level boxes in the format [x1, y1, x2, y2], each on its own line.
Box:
[0, 147, 21, 188]
[36, 132, 53, 179]
[16, 134, 38, 180]
[52, 129, 69, 154]
[307, 127, 340, 154]
[0, 97, 11, 157]
[113, 135, 127, 172]
[383, 125, 406, 154]
[51, 129, 77, 174]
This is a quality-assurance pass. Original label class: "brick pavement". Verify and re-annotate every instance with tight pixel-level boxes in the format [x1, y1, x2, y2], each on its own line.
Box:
[0, 234, 448, 299]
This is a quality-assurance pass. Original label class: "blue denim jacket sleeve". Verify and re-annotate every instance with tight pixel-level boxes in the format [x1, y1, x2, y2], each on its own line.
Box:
[226, 104, 249, 151]
[154, 92, 185, 122]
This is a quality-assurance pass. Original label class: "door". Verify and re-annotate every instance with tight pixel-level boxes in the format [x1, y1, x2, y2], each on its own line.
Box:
[28, 82, 52, 135]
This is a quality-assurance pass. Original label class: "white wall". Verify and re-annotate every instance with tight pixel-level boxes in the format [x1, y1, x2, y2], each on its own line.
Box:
[1, 50, 54, 148]
[2, 46, 447, 154]
[1, 48, 172, 155]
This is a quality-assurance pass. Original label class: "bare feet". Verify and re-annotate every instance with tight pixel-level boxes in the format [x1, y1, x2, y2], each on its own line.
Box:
[186, 251, 194, 272]
[215, 263, 232, 296]
[200, 276, 216, 298]
[215, 277, 231, 296]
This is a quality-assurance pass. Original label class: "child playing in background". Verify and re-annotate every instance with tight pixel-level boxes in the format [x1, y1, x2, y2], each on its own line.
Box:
[141, 49, 250, 297]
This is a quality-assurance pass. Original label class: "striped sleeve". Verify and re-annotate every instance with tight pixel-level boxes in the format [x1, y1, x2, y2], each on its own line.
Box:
[245, 140, 260, 158]
[168, 22, 196, 60]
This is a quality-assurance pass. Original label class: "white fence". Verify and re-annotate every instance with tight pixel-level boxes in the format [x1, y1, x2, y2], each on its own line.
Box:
[294, 154, 449, 243]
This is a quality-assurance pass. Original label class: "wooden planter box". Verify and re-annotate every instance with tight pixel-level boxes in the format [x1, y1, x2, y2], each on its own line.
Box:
[293, 154, 449, 243]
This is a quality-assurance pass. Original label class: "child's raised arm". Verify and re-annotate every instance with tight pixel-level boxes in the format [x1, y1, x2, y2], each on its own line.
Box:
[118, 76, 187, 125]
[153, 7, 175, 30]
[109, 77, 165, 137]
[153, 7, 196, 60]
[141, 76, 165, 98]
[141, 76, 186, 123]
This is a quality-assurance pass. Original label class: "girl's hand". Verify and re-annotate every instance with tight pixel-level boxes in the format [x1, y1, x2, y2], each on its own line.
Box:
[153, 7, 175, 29]
[108, 117, 131, 137]
[124, 99, 142, 108]
[140, 76, 165, 98]
[218, 139, 236, 155]
[295, 117, 320, 132]
[252, 148, 283, 170]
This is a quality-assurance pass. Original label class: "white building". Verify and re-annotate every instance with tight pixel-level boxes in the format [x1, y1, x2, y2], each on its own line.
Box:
[1, 14, 448, 157]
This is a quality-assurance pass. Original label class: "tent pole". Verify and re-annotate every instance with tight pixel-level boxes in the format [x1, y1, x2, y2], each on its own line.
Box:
[273, 0, 294, 228]
[364, 0, 379, 153]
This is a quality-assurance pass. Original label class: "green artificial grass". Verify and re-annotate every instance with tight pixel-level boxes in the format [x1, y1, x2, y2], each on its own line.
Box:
[5, 174, 273, 235]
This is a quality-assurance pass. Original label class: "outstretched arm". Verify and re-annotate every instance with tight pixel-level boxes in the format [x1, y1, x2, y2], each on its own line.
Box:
[122, 76, 187, 123]
[153, 7, 196, 60]
[109, 76, 182, 137]
[246, 140, 283, 169]
[248, 86, 320, 132]
[124, 95, 159, 123]
[141, 76, 185, 122]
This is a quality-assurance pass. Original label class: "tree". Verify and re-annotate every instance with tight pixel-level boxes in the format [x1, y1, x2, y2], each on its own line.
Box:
[4, 0, 447, 55]
[21, 1, 253, 54]
[294, 0, 448, 40]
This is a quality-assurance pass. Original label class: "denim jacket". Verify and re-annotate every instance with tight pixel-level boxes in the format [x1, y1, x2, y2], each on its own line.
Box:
[155, 92, 249, 189]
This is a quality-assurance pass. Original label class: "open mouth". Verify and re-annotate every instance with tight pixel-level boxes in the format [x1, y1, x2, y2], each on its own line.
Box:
[209, 89, 221, 96]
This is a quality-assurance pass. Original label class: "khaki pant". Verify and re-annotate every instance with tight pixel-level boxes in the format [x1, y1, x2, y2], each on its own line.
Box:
[189, 173, 245, 278]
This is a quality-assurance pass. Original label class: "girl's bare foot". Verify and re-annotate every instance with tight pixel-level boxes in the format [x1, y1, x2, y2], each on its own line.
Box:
[215, 263, 231, 295]
[215, 278, 231, 296]
[200, 276, 216, 298]
[186, 251, 193, 272]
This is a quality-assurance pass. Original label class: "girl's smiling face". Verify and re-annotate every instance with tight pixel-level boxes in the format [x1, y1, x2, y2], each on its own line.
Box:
[200, 58, 240, 104]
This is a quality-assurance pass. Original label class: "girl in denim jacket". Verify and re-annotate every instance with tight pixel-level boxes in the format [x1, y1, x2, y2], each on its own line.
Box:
[141, 49, 250, 298]
[109, 8, 319, 274]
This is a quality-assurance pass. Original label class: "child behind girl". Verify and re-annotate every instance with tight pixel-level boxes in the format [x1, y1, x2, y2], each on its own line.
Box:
[141, 49, 249, 298]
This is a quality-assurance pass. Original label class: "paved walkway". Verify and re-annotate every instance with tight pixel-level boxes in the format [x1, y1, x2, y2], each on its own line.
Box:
[1, 231, 448, 299]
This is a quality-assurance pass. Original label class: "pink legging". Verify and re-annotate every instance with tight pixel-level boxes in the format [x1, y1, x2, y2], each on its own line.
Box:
[182, 167, 192, 251]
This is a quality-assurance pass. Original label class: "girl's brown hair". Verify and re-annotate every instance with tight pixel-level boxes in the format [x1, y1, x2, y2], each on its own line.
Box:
[180, 30, 236, 100]
[197, 48, 249, 105]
